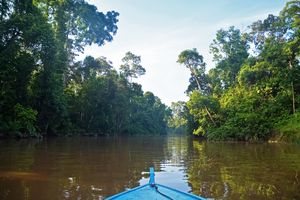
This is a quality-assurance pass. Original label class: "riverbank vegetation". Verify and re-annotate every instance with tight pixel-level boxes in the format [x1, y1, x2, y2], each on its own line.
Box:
[1, 1, 300, 142]
[275, 113, 300, 144]
[0, 0, 169, 137]
[169, 1, 300, 142]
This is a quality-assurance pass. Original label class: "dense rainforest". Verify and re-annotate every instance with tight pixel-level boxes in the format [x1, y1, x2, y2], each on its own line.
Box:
[1, 0, 300, 143]
[0, 0, 169, 137]
[170, 0, 300, 143]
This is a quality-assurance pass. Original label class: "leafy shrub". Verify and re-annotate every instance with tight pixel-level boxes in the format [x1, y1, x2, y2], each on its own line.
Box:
[8, 104, 38, 137]
[276, 112, 300, 144]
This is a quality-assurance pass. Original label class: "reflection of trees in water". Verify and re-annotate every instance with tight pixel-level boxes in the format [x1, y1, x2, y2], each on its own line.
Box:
[186, 141, 300, 200]
[164, 135, 193, 165]
[1, 137, 299, 200]
[0, 136, 170, 200]
[187, 141, 219, 198]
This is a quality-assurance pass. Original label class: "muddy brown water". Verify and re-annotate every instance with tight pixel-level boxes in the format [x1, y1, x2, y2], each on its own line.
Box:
[0, 135, 299, 200]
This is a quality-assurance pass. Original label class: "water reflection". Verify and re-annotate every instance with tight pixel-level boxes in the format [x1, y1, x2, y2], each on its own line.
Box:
[187, 141, 300, 200]
[0, 136, 299, 200]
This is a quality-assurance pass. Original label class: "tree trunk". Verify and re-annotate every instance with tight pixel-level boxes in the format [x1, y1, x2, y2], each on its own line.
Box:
[189, 66, 216, 126]
[205, 106, 216, 126]
[289, 61, 296, 114]
[292, 81, 296, 114]
[189, 67, 201, 90]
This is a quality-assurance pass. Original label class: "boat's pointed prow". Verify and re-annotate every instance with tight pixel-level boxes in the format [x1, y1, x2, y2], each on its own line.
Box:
[106, 167, 207, 199]
[149, 167, 155, 186]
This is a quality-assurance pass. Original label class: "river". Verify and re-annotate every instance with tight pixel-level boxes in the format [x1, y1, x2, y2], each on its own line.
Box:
[0, 135, 299, 200]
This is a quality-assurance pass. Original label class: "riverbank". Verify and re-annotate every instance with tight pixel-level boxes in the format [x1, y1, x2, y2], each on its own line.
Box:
[274, 113, 300, 144]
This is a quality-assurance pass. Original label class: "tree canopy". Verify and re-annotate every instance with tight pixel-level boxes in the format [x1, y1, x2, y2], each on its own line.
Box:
[0, 0, 170, 137]
[171, 0, 300, 142]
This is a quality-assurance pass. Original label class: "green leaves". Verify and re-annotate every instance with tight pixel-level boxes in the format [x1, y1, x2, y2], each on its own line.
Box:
[210, 26, 249, 89]
[34, 0, 119, 53]
[177, 48, 205, 71]
[64, 54, 168, 135]
[120, 52, 146, 80]
[186, 91, 220, 136]
[178, 48, 210, 94]
[0, 0, 121, 137]
[70, 2, 119, 50]
[179, 1, 300, 142]
[237, 62, 272, 87]
[168, 101, 188, 129]
[7, 104, 38, 137]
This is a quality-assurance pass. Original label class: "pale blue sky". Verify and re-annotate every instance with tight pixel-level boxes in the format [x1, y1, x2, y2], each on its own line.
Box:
[83, 0, 286, 105]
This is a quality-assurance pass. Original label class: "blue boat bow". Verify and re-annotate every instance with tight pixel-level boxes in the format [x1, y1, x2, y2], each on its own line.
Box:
[106, 167, 206, 200]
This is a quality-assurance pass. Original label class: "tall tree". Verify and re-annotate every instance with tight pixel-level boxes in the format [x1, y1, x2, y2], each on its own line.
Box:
[177, 49, 207, 93]
[120, 51, 146, 82]
[0, 0, 120, 136]
[177, 48, 215, 126]
[34, 0, 119, 134]
[187, 91, 220, 135]
[248, 14, 287, 52]
[210, 26, 249, 89]
[281, 0, 300, 114]
[0, 0, 61, 135]
[168, 101, 188, 130]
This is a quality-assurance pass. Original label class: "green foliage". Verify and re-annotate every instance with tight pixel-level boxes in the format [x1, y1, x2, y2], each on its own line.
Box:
[120, 51, 146, 81]
[187, 91, 220, 136]
[209, 26, 249, 89]
[178, 1, 300, 142]
[276, 112, 300, 143]
[238, 62, 272, 86]
[0, 0, 169, 137]
[177, 48, 210, 94]
[217, 86, 277, 140]
[2, 0, 299, 141]
[34, 0, 119, 53]
[126, 91, 169, 135]
[177, 48, 205, 71]
[65, 55, 169, 135]
[8, 104, 38, 137]
[0, 0, 67, 135]
[248, 14, 286, 51]
[168, 101, 188, 129]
